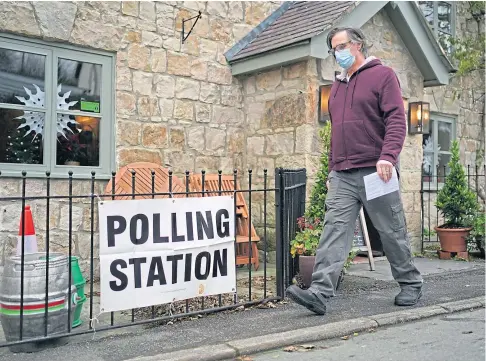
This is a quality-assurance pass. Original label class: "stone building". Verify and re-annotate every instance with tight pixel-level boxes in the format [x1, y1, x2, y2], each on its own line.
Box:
[0, 1, 483, 276]
[420, 1, 485, 232]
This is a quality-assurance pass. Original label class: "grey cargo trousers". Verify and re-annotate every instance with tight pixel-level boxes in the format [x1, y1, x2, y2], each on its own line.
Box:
[309, 167, 423, 297]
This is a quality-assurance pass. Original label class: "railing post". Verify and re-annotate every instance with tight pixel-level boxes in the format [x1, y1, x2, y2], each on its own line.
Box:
[420, 166, 424, 253]
[275, 168, 285, 298]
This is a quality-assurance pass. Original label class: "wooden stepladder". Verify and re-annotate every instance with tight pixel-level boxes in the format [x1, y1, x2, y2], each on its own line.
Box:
[358, 206, 376, 271]
[186, 173, 260, 271]
[104, 162, 187, 200]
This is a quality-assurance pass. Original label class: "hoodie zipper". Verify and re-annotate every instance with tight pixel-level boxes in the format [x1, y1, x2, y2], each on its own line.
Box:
[340, 71, 360, 170]
[342, 82, 349, 166]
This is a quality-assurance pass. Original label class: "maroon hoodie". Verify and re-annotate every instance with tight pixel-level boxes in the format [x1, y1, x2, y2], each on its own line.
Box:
[328, 58, 405, 172]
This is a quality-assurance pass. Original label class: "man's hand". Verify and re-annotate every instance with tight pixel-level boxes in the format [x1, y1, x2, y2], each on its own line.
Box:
[377, 160, 394, 183]
[326, 180, 330, 189]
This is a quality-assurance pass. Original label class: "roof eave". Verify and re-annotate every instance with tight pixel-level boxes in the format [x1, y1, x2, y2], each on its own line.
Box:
[409, 1, 456, 74]
[386, 1, 456, 87]
[229, 41, 311, 76]
[227, 0, 457, 87]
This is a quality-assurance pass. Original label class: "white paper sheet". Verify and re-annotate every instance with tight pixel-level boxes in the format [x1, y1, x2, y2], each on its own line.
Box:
[363, 167, 399, 201]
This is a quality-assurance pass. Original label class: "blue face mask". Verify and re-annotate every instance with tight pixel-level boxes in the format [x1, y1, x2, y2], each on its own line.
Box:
[335, 48, 355, 69]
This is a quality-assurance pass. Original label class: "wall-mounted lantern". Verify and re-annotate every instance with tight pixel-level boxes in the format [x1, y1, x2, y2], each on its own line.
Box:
[408, 101, 430, 135]
[318, 84, 332, 123]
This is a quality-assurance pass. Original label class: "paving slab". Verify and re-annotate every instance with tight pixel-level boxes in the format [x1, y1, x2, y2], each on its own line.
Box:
[347, 256, 485, 281]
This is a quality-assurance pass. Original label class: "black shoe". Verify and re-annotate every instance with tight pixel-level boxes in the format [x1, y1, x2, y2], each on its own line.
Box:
[394, 287, 423, 306]
[286, 285, 327, 315]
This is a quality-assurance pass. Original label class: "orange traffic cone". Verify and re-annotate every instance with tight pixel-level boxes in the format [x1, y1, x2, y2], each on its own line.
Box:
[16, 205, 38, 256]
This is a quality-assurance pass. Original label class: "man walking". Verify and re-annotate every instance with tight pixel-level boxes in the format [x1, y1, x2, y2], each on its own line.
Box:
[286, 27, 423, 315]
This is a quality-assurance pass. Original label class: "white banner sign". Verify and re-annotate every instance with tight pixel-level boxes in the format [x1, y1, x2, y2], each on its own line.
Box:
[98, 196, 236, 313]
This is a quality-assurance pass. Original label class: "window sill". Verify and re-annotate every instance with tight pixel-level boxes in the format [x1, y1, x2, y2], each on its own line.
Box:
[0, 168, 112, 181]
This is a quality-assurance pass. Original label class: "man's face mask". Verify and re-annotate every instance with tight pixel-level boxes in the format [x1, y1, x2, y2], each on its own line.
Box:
[335, 48, 355, 70]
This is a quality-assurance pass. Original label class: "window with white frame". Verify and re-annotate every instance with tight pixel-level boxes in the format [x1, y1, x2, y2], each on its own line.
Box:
[418, 1, 456, 55]
[0, 36, 115, 178]
[422, 113, 456, 188]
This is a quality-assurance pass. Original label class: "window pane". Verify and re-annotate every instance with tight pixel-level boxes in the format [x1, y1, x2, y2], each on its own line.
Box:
[438, 31, 452, 54]
[438, 2, 452, 33]
[418, 1, 434, 27]
[422, 122, 435, 177]
[0, 47, 45, 107]
[56, 114, 100, 167]
[58, 58, 102, 113]
[0, 107, 44, 164]
[438, 121, 452, 151]
[438, 153, 451, 183]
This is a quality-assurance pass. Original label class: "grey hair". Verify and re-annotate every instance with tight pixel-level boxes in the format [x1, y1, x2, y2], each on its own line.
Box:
[326, 27, 371, 57]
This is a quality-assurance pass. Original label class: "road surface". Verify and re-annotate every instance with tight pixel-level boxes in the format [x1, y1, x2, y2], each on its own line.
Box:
[248, 308, 485, 361]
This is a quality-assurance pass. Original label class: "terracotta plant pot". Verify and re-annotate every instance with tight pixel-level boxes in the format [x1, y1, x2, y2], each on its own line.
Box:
[298, 255, 316, 289]
[434, 226, 472, 252]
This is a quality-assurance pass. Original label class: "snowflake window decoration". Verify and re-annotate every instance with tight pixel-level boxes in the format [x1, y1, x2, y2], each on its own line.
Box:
[15, 84, 79, 139]
[423, 136, 440, 174]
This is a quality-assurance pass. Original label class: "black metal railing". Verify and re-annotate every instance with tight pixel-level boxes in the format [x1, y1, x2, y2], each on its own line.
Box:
[275, 168, 307, 296]
[0, 167, 307, 350]
[421, 164, 486, 251]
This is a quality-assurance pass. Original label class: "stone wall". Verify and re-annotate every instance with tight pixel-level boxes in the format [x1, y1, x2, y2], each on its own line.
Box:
[422, 2, 485, 234]
[237, 60, 319, 251]
[0, 1, 282, 277]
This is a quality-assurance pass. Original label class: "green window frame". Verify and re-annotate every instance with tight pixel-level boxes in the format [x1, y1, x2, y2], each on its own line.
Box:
[422, 112, 457, 191]
[0, 34, 115, 179]
[418, 1, 456, 56]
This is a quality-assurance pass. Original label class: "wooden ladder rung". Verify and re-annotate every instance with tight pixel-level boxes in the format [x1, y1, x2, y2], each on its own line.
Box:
[236, 235, 260, 243]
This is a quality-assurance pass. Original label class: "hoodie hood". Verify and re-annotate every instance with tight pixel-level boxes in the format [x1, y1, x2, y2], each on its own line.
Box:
[336, 56, 380, 82]
[332, 57, 383, 109]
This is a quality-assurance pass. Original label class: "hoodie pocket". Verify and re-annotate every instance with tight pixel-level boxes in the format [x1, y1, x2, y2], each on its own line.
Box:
[331, 122, 346, 162]
[345, 119, 378, 161]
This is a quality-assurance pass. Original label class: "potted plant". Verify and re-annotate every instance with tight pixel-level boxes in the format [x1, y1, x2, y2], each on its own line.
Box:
[290, 216, 322, 287]
[435, 140, 479, 253]
[58, 133, 87, 166]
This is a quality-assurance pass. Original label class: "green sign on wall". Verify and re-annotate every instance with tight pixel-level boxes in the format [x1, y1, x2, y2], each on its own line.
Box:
[80, 101, 100, 113]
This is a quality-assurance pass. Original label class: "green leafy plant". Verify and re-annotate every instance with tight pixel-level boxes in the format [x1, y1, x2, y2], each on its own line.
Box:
[449, 34, 485, 76]
[344, 249, 358, 270]
[467, 210, 486, 253]
[305, 121, 331, 223]
[423, 227, 436, 240]
[470, 211, 486, 238]
[290, 121, 331, 258]
[436, 140, 479, 228]
[290, 217, 322, 257]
